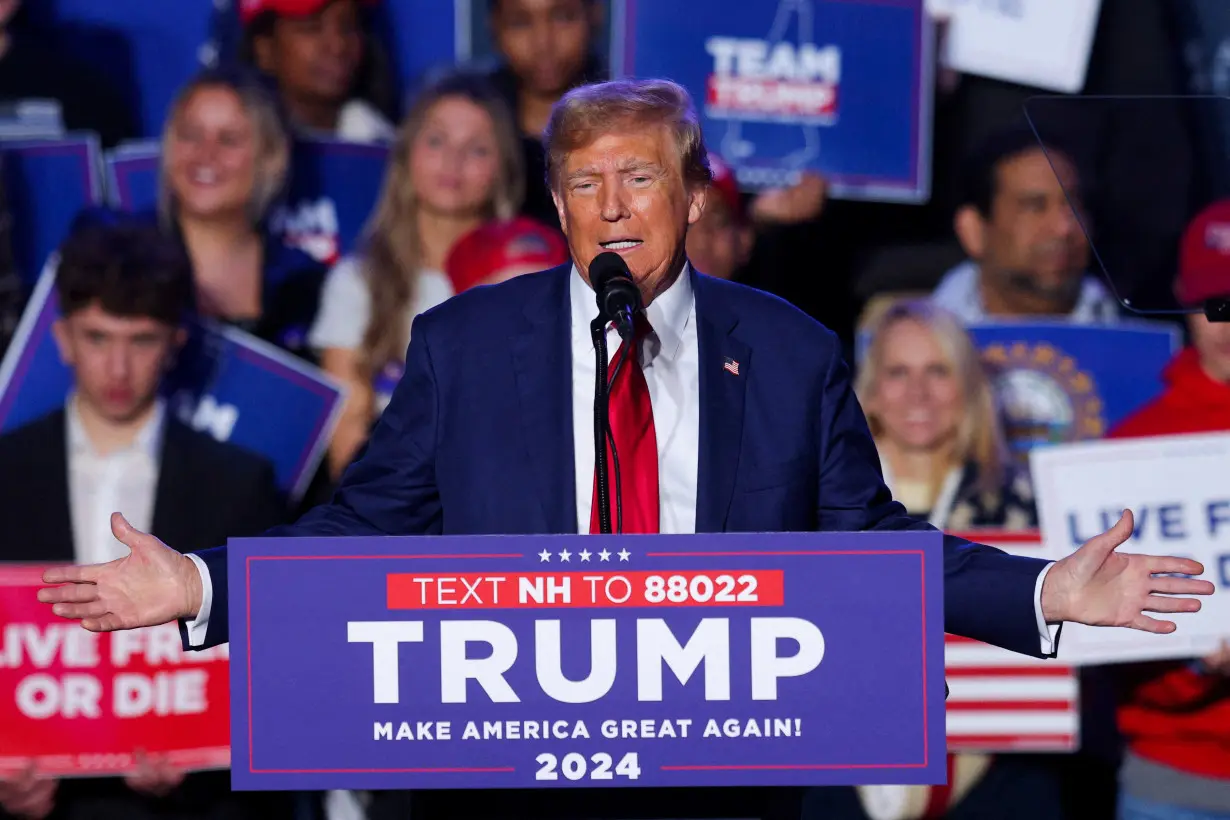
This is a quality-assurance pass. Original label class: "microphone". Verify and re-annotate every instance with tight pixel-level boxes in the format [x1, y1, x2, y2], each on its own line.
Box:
[589, 252, 642, 343]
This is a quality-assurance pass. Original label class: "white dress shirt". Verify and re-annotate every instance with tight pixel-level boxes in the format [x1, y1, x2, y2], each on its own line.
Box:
[571, 263, 700, 534]
[932, 259, 1121, 325]
[67, 396, 164, 566]
[186, 265, 1058, 655]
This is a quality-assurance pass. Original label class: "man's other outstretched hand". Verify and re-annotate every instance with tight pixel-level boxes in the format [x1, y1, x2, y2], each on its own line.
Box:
[1041, 509, 1216, 632]
[38, 513, 201, 632]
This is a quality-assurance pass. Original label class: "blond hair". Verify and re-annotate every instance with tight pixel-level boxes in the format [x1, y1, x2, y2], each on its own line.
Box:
[357, 70, 524, 384]
[855, 299, 1008, 496]
[157, 67, 290, 230]
[544, 78, 712, 192]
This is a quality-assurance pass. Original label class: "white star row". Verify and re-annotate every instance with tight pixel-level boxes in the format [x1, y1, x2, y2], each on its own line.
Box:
[537, 548, 632, 563]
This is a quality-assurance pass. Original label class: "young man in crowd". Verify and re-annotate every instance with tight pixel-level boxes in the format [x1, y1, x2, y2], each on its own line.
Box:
[0, 214, 290, 820]
[1108, 199, 1230, 820]
[936, 126, 1119, 324]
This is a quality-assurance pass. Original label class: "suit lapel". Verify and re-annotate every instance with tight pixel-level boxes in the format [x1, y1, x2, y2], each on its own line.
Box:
[151, 421, 194, 550]
[693, 274, 749, 533]
[509, 265, 577, 534]
[43, 413, 74, 561]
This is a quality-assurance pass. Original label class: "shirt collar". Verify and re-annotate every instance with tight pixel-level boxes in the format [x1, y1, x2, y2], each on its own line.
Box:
[66, 394, 166, 460]
[934, 259, 1118, 324]
[569, 261, 694, 361]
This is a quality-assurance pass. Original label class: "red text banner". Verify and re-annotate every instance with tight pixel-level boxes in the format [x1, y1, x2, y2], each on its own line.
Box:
[0, 565, 231, 777]
[387, 570, 785, 610]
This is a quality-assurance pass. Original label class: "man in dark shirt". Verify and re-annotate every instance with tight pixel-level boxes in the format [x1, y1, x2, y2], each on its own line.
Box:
[0, 1, 136, 148]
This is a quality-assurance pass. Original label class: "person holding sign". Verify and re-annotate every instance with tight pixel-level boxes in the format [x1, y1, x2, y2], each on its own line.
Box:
[0, 214, 292, 820]
[37, 79, 1214, 818]
[1103, 200, 1230, 820]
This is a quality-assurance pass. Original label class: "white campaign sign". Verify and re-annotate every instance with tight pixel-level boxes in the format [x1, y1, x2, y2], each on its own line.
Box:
[929, 0, 1103, 93]
[1031, 432, 1230, 665]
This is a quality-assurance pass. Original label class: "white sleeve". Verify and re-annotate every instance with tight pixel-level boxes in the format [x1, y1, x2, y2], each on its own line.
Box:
[183, 553, 213, 648]
[308, 256, 372, 352]
[1033, 561, 1062, 657]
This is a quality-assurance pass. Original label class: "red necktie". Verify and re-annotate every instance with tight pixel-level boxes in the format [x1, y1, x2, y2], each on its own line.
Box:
[590, 317, 659, 534]
[922, 753, 957, 817]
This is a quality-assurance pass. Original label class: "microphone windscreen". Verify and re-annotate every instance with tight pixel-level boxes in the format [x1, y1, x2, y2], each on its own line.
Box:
[589, 251, 632, 292]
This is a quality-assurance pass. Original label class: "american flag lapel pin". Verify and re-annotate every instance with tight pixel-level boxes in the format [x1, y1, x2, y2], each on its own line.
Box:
[723, 356, 740, 376]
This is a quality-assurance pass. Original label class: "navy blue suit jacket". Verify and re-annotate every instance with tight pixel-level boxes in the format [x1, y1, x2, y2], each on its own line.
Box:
[188, 264, 1052, 657]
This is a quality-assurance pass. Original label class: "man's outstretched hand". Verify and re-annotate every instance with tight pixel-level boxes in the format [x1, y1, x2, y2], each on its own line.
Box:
[38, 513, 202, 632]
[1041, 509, 1215, 632]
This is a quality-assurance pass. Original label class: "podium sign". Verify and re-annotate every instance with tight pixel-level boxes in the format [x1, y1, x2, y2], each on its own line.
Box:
[228, 531, 946, 791]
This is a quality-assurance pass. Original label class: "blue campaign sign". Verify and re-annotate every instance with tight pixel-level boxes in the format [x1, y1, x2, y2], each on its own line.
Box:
[613, 0, 933, 201]
[965, 320, 1181, 462]
[105, 141, 159, 211]
[269, 138, 390, 266]
[0, 266, 342, 502]
[1, 137, 104, 285]
[228, 531, 947, 791]
[107, 138, 389, 267]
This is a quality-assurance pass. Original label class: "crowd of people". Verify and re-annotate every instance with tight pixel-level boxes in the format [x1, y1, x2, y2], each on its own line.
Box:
[0, 0, 1227, 819]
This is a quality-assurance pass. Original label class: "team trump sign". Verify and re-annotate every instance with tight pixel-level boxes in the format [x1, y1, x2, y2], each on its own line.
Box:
[229, 532, 946, 790]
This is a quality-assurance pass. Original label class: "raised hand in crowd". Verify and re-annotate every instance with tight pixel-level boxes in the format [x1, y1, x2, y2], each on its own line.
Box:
[1202, 640, 1230, 676]
[123, 751, 186, 798]
[748, 171, 827, 225]
[0, 762, 55, 820]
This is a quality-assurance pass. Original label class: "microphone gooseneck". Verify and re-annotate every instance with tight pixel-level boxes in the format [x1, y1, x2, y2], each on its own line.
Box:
[589, 251, 642, 343]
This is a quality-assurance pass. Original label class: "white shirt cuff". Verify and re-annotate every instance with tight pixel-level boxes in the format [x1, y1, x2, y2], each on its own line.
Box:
[1034, 561, 1061, 657]
[184, 553, 214, 648]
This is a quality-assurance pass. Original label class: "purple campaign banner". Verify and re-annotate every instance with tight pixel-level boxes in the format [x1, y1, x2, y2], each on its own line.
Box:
[613, 0, 933, 201]
[229, 531, 947, 791]
[105, 142, 159, 212]
[1, 137, 103, 285]
[0, 266, 342, 502]
[856, 318, 1181, 466]
[107, 137, 389, 266]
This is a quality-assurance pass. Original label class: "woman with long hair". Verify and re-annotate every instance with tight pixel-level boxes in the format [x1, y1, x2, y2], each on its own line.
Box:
[855, 299, 1034, 530]
[158, 65, 326, 360]
[309, 70, 526, 478]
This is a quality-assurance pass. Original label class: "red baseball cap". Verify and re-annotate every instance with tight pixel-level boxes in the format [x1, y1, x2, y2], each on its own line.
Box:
[1178, 200, 1230, 306]
[239, 0, 378, 25]
[707, 154, 746, 225]
[446, 217, 570, 293]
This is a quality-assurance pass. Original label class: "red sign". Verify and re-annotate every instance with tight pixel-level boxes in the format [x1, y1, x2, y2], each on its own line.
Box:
[0, 565, 230, 776]
[386, 570, 785, 609]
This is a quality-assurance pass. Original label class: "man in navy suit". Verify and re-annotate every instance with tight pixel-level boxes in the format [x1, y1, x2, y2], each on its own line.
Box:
[41, 77, 1209, 718]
